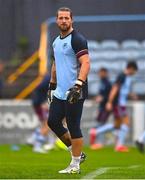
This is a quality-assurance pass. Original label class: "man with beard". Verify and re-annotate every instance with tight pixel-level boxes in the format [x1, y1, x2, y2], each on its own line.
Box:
[47, 7, 90, 174]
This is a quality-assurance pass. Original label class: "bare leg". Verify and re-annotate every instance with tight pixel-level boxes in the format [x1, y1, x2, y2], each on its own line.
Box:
[40, 120, 49, 136]
[115, 115, 129, 150]
[59, 133, 83, 157]
[59, 132, 72, 147]
[71, 137, 83, 156]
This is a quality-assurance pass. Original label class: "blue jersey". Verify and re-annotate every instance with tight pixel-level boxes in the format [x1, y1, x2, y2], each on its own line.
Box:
[52, 30, 88, 100]
[114, 73, 133, 106]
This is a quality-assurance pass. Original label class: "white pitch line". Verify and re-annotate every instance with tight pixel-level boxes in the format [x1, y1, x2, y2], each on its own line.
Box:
[81, 165, 141, 179]
[81, 167, 117, 179]
[128, 165, 141, 169]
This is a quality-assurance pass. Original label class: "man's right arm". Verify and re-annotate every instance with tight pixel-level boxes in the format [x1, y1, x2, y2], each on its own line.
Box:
[106, 84, 119, 111]
[50, 62, 57, 83]
[47, 62, 56, 103]
[106, 73, 125, 111]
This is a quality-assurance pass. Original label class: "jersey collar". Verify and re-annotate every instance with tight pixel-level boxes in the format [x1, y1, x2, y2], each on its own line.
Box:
[60, 30, 74, 39]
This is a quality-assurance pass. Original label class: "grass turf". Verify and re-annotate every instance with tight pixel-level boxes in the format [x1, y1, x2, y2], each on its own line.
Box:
[0, 145, 144, 179]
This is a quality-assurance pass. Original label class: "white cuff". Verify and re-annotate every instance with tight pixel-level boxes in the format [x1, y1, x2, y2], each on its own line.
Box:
[76, 80, 83, 86]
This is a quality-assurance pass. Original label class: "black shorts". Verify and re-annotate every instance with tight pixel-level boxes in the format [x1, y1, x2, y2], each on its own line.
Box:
[48, 96, 84, 138]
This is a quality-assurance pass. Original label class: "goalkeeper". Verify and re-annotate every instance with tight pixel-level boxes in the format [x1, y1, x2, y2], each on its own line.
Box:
[47, 7, 90, 174]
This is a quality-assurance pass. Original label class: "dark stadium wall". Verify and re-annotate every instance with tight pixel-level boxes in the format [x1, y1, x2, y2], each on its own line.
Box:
[0, 0, 145, 60]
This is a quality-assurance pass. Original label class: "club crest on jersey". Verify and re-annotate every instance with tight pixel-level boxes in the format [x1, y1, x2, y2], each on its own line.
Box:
[63, 43, 68, 49]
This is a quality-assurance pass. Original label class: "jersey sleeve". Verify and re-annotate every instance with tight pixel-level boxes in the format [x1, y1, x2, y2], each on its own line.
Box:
[71, 31, 88, 59]
[115, 73, 126, 86]
[51, 48, 55, 61]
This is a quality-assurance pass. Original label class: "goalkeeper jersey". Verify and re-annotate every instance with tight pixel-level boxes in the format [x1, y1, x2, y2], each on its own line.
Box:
[52, 30, 88, 100]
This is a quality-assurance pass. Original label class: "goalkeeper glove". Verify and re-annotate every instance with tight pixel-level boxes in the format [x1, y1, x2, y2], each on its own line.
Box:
[67, 79, 84, 104]
[47, 82, 56, 104]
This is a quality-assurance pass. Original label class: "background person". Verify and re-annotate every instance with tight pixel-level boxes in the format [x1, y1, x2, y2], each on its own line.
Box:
[89, 68, 112, 150]
[106, 61, 138, 152]
[136, 130, 145, 153]
[0, 61, 4, 98]
[27, 73, 56, 153]
[89, 61, 138, 152]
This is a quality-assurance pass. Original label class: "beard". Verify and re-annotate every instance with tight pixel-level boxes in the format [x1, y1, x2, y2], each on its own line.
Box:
[58, 24, 71, 32]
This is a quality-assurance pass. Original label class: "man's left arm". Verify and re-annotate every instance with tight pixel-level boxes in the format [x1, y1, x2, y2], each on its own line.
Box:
[78, 54, 90, 82]
[67, 33, 90, 103]
[66, 54, 90, 104]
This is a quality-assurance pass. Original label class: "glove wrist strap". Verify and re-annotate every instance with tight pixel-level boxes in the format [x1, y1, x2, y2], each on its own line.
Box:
[75, 79, 85, 86]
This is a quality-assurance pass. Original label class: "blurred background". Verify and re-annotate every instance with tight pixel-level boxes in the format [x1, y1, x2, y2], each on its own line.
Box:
[0, 0, 145, 146]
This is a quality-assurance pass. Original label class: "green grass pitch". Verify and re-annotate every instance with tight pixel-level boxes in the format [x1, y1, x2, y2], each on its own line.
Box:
[0, 145, 144, 179]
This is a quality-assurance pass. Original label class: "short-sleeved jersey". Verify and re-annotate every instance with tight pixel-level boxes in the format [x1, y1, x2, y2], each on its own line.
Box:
[52, 30, 89, 100]
[99, 78, 112, 109]
[114, 73, 133, 106]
